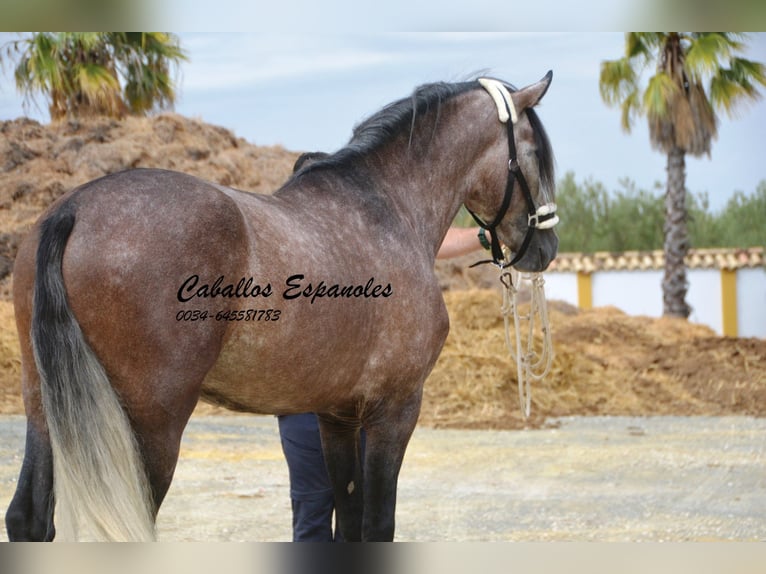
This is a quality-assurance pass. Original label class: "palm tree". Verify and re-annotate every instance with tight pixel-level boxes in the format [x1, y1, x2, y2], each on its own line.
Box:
[2, 32, 186, 120]
[600, 33, 766, 318]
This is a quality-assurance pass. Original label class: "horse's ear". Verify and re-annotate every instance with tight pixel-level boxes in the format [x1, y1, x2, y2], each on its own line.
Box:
[511, 70, 553, 112]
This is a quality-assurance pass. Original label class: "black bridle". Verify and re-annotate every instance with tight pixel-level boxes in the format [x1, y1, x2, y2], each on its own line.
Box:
[467, 79, 558, 268]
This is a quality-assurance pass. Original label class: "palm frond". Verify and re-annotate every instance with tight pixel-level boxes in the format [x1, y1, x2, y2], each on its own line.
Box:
[685, 33, 736, 80]
[626, 32, 663, 60]
[643, 72, 679, 119]
[76, 63, 119, 94]
[76, 63, 123, 116]
[710, 58, 766, 116]
[599, 58, 637, 106]
[620, 89, 641, 132]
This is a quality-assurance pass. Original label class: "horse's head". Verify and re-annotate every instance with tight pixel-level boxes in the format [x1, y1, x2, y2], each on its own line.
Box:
[464, 72, 558, 272]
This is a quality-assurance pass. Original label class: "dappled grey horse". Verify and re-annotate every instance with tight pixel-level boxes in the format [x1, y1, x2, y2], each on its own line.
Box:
[6, 73, 557, 541]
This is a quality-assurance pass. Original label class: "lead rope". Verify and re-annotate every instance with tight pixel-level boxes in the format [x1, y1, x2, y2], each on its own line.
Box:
[498, 262, 554, 418]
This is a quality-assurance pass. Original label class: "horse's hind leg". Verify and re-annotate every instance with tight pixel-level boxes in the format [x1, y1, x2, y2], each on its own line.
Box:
[5, 420, 55, 541]
[115, 367, 210, 520]
[131, 414, 192, 517]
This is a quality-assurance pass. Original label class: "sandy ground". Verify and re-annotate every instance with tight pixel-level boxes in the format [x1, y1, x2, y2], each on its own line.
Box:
[2, 414, 764, 542]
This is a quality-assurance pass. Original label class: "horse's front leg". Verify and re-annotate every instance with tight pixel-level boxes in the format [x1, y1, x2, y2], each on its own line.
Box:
[317, 415, 365, 542]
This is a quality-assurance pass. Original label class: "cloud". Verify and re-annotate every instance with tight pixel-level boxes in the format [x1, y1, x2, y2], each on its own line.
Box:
[179, 34, 401, 93]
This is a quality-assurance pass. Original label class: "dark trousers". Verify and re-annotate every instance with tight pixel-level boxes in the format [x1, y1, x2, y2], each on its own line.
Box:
[278, 413, 337, 541]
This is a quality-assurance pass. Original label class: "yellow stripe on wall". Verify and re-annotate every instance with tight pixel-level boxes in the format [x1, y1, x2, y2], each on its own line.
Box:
[577, 271, 592, 310]
[721, 269, 738, 337]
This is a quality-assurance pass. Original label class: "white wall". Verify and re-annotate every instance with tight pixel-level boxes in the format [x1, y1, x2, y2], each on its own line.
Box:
[687, 269, 722, 335]
[543, 273, 578, 307]
[591, 270, 664, 317]
[738, 268, 766, 338]
[545, 267, 765, 338]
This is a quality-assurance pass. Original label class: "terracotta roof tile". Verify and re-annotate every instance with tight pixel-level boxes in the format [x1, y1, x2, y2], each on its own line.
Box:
[548, 247, 764, 273]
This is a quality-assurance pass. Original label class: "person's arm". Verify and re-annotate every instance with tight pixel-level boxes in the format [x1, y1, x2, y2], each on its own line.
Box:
[436, 227, 492, 259]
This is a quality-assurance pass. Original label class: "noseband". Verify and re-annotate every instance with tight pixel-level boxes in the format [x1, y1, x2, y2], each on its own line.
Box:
[467, 78, 559, 268]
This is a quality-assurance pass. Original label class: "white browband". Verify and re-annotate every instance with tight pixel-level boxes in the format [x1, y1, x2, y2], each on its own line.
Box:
[478, 78, 518, 124]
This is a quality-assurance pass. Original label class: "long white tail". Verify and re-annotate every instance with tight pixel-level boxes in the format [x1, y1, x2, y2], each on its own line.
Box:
[30, 199, 156, 541]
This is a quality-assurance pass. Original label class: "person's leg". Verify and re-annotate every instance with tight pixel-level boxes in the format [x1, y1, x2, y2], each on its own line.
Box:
[277, 413, 335, 541]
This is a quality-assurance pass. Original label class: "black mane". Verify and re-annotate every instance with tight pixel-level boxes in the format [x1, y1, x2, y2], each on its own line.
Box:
[295, 81, 475, 176]
[293, 78, 555, 191]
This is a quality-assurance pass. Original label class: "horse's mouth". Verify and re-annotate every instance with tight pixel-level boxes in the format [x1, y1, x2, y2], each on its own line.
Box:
[513, 232, 558, 272]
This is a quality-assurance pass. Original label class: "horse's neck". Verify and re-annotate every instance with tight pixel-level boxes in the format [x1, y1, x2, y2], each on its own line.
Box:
[280, 89, 502, 261]
[360, 92, 500, 259]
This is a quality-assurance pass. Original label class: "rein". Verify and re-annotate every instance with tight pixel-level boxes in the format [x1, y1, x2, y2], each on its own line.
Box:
[499, 266, 554, 418]
[467, 78, 559, 269]
[469, 79, 558, 418]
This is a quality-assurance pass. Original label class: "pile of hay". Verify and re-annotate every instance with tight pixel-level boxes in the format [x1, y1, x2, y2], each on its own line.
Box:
[418, 289, 765, 429]
[0, 301, 21, 414]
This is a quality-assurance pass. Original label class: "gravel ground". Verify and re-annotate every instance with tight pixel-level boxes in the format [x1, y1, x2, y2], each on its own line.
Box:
[1, 414, 764, 541]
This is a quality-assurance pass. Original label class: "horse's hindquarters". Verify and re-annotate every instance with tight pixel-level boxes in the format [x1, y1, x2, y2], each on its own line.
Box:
[11, 170, 256, 538]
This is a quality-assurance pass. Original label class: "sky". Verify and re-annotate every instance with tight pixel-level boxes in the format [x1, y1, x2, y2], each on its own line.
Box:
[1, 32, 765, 212]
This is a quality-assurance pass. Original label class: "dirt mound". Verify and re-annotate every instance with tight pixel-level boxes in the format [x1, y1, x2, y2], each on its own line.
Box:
[0, 114, 300, 296]
[1, 114, 764, 428]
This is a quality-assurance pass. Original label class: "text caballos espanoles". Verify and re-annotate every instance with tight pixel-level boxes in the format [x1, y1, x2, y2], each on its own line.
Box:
[177, 274, 393, 305]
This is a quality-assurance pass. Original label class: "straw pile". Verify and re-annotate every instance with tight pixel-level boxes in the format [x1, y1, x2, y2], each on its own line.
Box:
[0, 301, 22, 414]
[419, 289, 765, 429]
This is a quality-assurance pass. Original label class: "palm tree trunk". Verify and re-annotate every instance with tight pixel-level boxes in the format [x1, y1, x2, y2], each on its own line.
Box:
[662, 145, 691, 318]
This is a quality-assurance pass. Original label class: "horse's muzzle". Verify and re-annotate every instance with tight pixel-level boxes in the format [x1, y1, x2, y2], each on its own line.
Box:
[513, 229, 558, 272]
